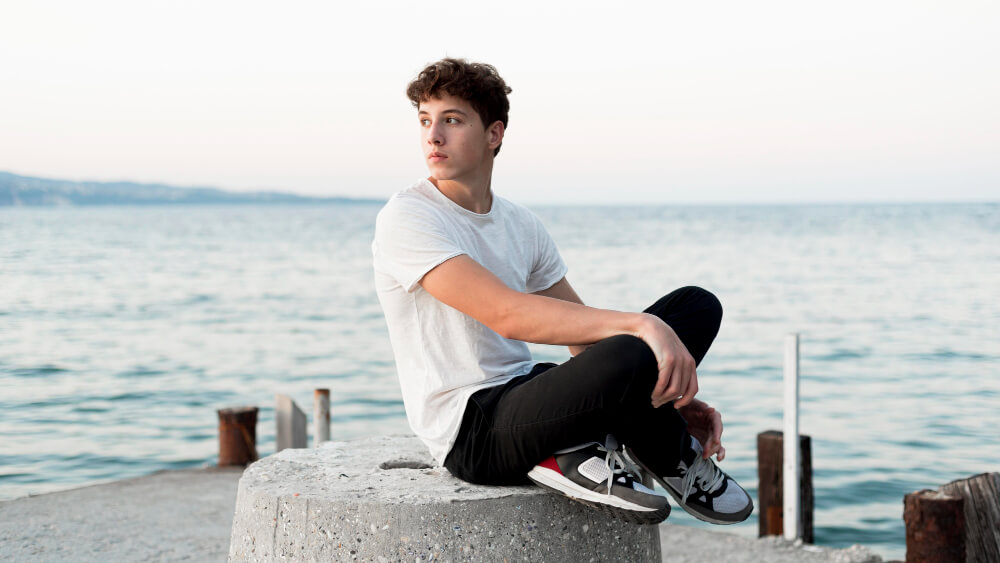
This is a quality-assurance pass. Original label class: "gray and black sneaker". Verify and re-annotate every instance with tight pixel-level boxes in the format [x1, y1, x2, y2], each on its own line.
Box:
[625, 435, 753, 525]
[527, 435, 671, 525]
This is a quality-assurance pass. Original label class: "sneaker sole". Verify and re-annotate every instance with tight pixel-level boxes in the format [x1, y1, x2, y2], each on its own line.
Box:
[527, 465, 670, 525]
[622, 447, 753, 525]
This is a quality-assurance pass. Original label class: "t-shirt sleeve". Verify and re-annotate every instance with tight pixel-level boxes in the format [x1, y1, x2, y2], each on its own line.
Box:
[373, 197, 465, 292]
[525, 211, 568, 293]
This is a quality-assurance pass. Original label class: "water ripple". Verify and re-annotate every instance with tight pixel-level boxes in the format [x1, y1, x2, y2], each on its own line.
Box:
[9, 365, 69, 377]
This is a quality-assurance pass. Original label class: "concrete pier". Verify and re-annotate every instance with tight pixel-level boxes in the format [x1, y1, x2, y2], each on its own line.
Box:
[0, 467, 242, 561]
[0, 435, 886, 562]
[228, 435, 660, 561]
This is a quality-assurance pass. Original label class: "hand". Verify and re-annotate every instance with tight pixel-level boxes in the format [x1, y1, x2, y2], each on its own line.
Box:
[635, 313, 698, 409]
[678, 398, 726, 461]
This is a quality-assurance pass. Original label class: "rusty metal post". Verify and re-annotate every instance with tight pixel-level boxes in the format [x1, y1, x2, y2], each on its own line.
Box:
[757, 430, 814, 543]
[217, 406, 258, 466]
[314, 388, 330, 445]
[904, 489, 965, 562]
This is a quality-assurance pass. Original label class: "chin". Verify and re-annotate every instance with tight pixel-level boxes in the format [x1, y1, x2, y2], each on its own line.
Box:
[428, 168, 455, 181]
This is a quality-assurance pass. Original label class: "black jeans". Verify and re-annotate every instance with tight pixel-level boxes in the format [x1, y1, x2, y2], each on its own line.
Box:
[443, 286, 723, 485]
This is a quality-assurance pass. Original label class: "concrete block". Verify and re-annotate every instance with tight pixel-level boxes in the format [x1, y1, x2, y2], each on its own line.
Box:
[228, 434, 661, 561]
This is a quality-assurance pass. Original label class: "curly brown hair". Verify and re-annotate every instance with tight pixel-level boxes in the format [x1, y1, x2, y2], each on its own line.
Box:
[406, 58, 512, 156]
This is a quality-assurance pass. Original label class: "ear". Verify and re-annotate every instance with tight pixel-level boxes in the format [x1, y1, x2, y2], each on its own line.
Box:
[486, 120, 504, 152]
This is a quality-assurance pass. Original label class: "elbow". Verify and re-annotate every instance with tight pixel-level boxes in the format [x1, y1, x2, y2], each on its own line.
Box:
[491, 313, 515, 340]
[489, 302, 520, 340]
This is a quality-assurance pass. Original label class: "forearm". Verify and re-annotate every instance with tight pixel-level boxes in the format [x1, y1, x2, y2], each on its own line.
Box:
[499, 290, 695, 406]
[493, 291, 647, 347]
[420, 255, 696, 406]
[530, 278, 592, 354]
[420, 254, 661, 354]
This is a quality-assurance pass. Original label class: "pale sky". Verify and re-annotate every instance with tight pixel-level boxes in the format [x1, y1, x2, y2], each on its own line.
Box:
[1, 1, 997, 204]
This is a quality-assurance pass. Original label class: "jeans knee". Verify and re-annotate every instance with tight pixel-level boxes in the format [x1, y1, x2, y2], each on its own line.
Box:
[669, 286, 722, 327]
[589, 334, 659, 404]
[689, 286, 723, 323]
[646, 286, 723, 325]
[602, 334, 657, 372]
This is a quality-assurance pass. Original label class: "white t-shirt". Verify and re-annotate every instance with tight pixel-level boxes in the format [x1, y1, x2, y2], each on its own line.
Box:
[372, 178, 568, 464]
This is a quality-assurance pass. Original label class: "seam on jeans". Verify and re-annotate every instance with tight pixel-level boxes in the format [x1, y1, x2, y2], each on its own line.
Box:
[472, 399, 494, 430]
[617, 365, 646, 407]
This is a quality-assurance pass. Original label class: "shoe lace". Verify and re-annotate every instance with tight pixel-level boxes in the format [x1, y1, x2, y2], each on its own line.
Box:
[596, 434, 644, 495]
[679, 454, 726, 504]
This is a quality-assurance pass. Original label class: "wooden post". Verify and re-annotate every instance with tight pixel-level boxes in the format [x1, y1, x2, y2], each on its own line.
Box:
[314, 389, 330, 445]
[757, 430, 814, 543]
[276, 394, 307, 451]
[937, 472, 1000, 562]
[904, 490, 965, 562]
[217, 406, 258, 466]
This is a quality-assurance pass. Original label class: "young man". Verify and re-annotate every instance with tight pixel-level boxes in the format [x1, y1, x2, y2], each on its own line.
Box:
[373, 58, 752, 525]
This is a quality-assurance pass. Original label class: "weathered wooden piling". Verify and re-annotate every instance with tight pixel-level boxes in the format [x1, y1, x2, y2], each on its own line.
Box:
[904, 489, 965, 562]
[217, 406, 258, 466]
[757, 430, 814, 543]
[936, 472, 999, 562]
[275, 394, 307, 451]
[313, 388, 330, 445]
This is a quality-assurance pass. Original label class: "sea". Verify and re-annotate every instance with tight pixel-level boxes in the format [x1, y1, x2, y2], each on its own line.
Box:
[1, 201, 998, 560]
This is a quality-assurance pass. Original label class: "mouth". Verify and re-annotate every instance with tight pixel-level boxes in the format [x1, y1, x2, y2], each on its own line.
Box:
[428, 152, 447, 162]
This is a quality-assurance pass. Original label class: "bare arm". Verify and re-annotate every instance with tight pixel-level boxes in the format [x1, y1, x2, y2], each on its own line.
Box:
[533, 277, 589, 356]
[420, 255, 699, 408]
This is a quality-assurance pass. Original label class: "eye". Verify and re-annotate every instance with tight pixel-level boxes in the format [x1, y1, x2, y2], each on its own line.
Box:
[419, 118, 431, 126]
[445, 117, 460, 124]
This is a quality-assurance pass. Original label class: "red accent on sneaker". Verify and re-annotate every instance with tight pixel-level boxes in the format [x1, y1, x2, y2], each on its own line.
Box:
[538, 456, 562, 474]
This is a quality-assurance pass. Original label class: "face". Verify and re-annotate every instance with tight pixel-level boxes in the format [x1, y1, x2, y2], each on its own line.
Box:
[418, 93, 503, 184]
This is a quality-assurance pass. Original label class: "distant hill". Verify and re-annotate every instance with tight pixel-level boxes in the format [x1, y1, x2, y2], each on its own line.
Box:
[0, 171, 382, 206]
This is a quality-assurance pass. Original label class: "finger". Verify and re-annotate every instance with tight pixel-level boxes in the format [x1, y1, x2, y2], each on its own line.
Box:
[710, 410, 724, 460]
[678, 368, 699, 408]
[651, 358, 675, 402]
[659, 363, 682, 407]
[702, 433, 721, 459]
[673, 362, 696, 409]
[650, 366, 668, 407]
[703, 441, 717, 459]
[651, 370, 667, 401]
[665, 370, 685, 407]
[711, 410, 723, 445]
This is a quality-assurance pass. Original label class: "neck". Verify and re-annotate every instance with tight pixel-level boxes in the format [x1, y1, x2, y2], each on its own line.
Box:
[429, 173, 494, 214]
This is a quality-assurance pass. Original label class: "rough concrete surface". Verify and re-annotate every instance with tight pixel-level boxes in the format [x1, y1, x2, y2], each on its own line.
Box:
[0, 434, 886, 562]
[229, 435, 660, 561]
[658, 525, 883, 562]
[0, 467, 243, 562]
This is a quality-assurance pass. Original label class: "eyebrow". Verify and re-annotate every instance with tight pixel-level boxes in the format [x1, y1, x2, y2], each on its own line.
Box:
[418, 108, 470, 116]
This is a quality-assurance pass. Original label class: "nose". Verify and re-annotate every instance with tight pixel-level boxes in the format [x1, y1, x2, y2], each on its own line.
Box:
[427, 121, 444, 146]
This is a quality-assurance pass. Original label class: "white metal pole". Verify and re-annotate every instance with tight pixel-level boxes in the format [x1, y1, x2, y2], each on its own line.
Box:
[783, 333, 801, 540]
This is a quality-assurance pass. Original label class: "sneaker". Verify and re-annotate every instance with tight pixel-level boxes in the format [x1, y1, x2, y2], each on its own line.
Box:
[527, 435, 670, 525]
[625, 435, 753, 525]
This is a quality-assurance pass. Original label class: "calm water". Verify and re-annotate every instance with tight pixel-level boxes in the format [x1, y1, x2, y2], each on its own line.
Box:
[1, 202, 998, 559]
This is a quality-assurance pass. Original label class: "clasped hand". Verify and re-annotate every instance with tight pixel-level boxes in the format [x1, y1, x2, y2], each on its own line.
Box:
[636, 313, 725, 460]
[638, 313, 698, 409]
